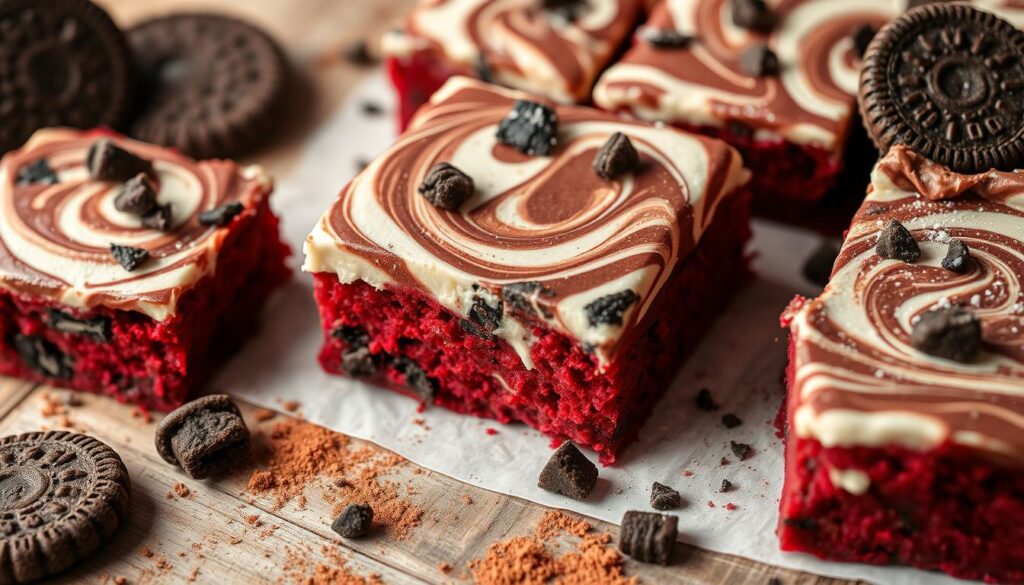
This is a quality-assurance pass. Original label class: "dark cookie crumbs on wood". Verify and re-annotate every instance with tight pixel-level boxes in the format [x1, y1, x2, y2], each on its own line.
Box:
[14, 334, 73, 379]
[720, 479, 734, 493]
[730, 440, 753, 461]
[942, 239, 971, 273]
[876, 219, 920, 263]
[155, 394, 250, 480]
[722, 413, 743, 429]
[640, 27, 692, 49]
[115, 173, 158, 216]
[0, 431, 130, 583]
[851, 24, 876, 59]
[199, 202, 245, 227]
[912, 306, 981, 363]
[739, 43, 779, 77]
[732, 0, 775, 32]
[593, 132, 640, 180]
[110, 244, 150, 272]
[395, 357, 437, 403]
[859, 3, 1024, 173]
[695, 388, 719, 411]
[538, 442, 598, 501]
[87, 139, 153, 182]
[585, 290, 639, 327]
[496, 100, 558, 156]
[619, 510, 678, 566]
[16, 159, 59, 186]
[802, 240, 840, 287]
[419, 163, 475, 211]
[331, 503, 373, 538]
[48, 309, 112, 342]
[650, 482, 682, 511]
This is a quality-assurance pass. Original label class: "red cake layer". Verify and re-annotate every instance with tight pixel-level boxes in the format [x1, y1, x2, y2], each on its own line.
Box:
[0, 199, 291, 411]
[779, 335, 1024, 584]
[313, 188, 751, 464]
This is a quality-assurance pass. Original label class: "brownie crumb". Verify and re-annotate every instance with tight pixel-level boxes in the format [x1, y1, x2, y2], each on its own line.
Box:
[650, 482, 682, 511]
[593, 132, 640, 180]
[584, 290, 639, 327]
[695, 388, 719, 411]
[110, 244, 149, 272]
[419, 162, 475, 211]
[911, 306, 981, 363]
[730, 441, 753, 461]
[876, 219, 920, 263]
[538, 442, 598, 501]
[739, 43, 779, 77]
[496, 100, 558, 156]
[331, 503, 373, 539]
[722, 413, 743, 429]
[720, 479, 734, 493]
[942, 239, 971, 274]
[618, 511, 677, 566]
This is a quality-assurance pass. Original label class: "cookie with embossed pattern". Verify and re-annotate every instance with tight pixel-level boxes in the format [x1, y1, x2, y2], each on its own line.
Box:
[859, 3, 1024, 172]
[0, 431, 130, 583]
[0, 0, 134, 155]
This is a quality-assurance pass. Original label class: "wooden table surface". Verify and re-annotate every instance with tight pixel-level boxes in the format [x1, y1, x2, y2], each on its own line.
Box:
[0, 1, 864, 583]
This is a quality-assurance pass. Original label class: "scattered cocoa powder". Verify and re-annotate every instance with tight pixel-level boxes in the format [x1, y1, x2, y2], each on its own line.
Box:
[172, 483, 191, 499]
[245, 514, 263, 528]
[468, 512, 636, 585]
[280, 545, 384, 585]
[245, 419, 422, 540]
[138, 546, 154, 559]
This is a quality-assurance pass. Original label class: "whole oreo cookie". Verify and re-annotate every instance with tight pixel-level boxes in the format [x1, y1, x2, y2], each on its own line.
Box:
[0, 0, 134, 155]
[859, 4, 1024, 173]
[127, 13, 288, 159]
[0, 431, 130, 583]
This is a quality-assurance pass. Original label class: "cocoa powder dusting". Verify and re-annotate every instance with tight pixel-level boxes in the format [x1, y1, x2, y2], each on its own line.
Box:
[469, 512, 637, 585]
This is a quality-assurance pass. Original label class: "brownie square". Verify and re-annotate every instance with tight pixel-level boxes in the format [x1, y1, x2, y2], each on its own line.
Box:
[304, 77, 752, 463]
[0, 129, 291, 410]
[593, 0, 1024, 221]
[780, 145, 1024, 583]
[382, 0, 643, 128]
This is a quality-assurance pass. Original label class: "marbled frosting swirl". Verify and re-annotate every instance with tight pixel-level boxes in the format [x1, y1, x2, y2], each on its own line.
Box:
[382, 0, 643, 103]
[0, 129, 272, 320]
[594, 0, 1024, 152]
[304, 77, 748, 367]
[788, 145, 1024, 464]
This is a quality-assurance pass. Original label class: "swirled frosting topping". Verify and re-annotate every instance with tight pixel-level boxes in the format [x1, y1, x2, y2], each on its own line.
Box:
[593, 0, 1024, 151]
[788, 145, 1024, 463]
[382, 0, 643, 104]
[304, 77, 748, 368]
[0, 129, 272, 321]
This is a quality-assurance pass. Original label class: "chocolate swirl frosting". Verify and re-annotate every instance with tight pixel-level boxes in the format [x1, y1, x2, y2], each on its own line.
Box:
[0, 129, 272, 320]
[594, 0, 1024, 152]
[788, 145, 1024, 463]
[383, 0, 643, 104]
[304, 77, 748, 367]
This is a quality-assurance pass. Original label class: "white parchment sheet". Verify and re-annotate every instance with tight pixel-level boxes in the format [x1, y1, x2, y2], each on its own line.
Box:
[221, 71, 967, 585]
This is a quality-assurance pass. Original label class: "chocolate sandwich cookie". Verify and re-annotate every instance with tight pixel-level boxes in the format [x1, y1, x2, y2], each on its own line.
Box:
[127, 13, 288, 159]
[859, 4, 1024, 173]
[0, 431, 130, 583]
[0, 0, 134, 155]
[155, 394, 250, 479]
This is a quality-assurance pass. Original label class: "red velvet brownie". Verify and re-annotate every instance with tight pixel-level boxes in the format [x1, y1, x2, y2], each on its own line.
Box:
[0, 129, 291, 411]
[382, 0, 643, 129]
[305, 77, 751, 463]
[779, 146, 1024, 583]
[592, 0, 1024, 220]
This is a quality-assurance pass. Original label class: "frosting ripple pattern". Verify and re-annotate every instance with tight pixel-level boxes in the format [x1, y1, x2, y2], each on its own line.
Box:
[304, 77, 748, 368]
[0, 129, 272, 320]
[788, 145, 1024, 463]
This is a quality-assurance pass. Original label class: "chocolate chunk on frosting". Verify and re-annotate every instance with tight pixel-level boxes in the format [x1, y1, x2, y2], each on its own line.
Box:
[496, 100, 559, 156]
[418, 163, 474, 210]
[87, 138, 153, 183]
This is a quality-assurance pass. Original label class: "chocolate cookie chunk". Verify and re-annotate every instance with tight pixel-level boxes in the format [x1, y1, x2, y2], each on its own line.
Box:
[16, 160, 58, 186]
[876, 219, 920, 263]
[593, 132, 640, 180]
[537, 442, 598, 501]
[419, 163, 475, 211]
[619, 511, 677, 565]
[114, 174, 159, 216]
[859, 4, 1024, 173]
[110, 244, 149, 272]
[739, 43, 779, 77]
[48, 309, 112, 342]
[331, 503, 373, 539]
[87, 139, 154, 183]
[640, 28, 692, 49]
[912, 306, 981, 363]
[155, 394, 250, 479]
[942, 238, 971, 273]
[496, 100, 558, 156]
[0, 431, 130, 583]
[650, 482, 682, 511]
[585, 290, 639, 327]
[128, 13, 288, 159]
[199, 202, 245, 227]
[0, 0, 134, 155]
[13, 334, 73, 379]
